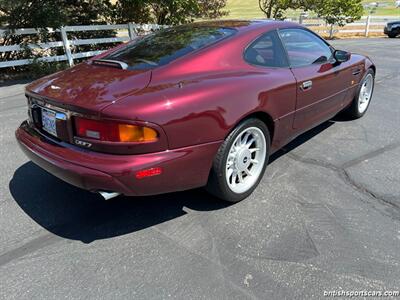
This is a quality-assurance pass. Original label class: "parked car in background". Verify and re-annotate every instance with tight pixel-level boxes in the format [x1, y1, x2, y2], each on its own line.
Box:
[16, 20, 375, 203]
[384, 21, 400, 38]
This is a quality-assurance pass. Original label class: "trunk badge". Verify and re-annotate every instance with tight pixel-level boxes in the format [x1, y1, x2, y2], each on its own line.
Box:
[74, 139, 92, 148]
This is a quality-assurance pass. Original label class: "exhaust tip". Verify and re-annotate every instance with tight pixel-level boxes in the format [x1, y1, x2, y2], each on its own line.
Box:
[98, 191, 121, 200]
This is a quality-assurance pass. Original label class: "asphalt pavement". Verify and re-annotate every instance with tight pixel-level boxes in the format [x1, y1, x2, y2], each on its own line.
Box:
[0, 38, 399, 299]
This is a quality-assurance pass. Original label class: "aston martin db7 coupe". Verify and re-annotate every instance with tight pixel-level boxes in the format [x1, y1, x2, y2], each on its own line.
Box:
[16, 20, 376, 202]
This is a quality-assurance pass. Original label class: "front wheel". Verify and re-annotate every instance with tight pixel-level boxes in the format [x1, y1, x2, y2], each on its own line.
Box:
[344, 69, 375, 119]
[206, 118, 270, 203]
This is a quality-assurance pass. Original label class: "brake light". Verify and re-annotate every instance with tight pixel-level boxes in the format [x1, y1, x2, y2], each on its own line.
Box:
[74, 117, 158, 142]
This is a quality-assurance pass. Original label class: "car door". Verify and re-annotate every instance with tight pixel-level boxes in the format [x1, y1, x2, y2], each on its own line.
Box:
[243, 30, 298, 150]
[278, 28, 348, 131]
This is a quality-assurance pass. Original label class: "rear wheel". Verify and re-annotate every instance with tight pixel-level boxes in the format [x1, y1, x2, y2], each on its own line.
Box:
[388, 33, 397, 38]
[344, 69, 375, 119]
[206, 118, 270, 203]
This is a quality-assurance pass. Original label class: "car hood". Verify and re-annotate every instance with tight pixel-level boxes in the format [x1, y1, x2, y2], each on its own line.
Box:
[26, 62, 152, 112]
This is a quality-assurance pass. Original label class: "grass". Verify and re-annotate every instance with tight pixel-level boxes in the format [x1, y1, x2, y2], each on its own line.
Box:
[223, 0, 400, 19]
[223, 0, 264, 19]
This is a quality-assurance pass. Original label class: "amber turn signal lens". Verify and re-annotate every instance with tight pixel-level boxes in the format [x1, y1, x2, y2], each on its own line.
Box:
[118, 124, 158, 142]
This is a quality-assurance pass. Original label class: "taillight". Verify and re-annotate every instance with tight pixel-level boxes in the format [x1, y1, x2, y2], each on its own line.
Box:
[74, 117, 158, 143]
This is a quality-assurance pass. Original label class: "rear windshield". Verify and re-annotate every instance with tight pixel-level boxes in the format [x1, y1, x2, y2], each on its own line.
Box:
[103, 26, 236, 70]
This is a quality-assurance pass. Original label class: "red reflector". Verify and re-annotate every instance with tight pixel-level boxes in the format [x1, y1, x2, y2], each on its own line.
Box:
[135, 167, 162, 179]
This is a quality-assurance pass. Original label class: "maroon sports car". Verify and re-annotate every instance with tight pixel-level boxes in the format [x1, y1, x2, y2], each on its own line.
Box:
[16, 20, 375, 202]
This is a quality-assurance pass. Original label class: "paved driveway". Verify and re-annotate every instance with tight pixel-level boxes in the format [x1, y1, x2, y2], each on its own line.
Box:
[1, 38, 399, 299]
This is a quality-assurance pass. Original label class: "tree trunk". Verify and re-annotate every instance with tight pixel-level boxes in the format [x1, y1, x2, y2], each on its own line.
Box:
[267, 0, 274, 18]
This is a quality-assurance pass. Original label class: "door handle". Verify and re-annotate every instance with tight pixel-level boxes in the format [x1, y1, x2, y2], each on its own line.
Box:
[352, 69, 361, 75]
[300, 80, 313, 91]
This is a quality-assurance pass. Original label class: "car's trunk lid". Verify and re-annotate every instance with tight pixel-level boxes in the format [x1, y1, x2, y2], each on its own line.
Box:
[26, 62, 152, 113]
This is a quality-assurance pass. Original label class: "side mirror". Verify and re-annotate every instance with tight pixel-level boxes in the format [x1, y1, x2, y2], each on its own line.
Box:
[334, 50, 351, 63]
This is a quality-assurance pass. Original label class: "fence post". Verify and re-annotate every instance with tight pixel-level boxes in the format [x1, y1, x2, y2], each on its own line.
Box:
[128, 23, 137, 40]
[60, 26, 74, 67]
[365, 15, 371, 37]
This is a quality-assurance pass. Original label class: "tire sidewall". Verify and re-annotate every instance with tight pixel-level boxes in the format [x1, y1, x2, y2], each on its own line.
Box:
[211, 118, 270, 202]
[355, 69, 375, 118]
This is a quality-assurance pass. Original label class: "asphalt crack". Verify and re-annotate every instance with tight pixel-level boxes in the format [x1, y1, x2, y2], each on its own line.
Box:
[285, 145, 400, 219]
[341, 142, 400, 169]
[0, 233, 62, 268]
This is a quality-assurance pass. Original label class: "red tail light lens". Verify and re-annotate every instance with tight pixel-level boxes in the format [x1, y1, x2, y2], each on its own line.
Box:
[74, 117, 158, 143]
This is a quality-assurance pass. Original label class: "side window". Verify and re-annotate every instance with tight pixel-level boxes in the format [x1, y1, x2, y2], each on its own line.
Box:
[244, 30, 288, 68]
[279, 29, 333, 68]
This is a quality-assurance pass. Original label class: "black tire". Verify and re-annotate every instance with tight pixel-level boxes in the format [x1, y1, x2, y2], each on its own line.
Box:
[388, 33, 397, 38]
[206, 118, 270, 203]
[344, 68, 375, 119]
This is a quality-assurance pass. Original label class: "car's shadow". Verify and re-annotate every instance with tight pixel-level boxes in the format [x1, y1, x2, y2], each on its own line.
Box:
[9, 120, 336, 243]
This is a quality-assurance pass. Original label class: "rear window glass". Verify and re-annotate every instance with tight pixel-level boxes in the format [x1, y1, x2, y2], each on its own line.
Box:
[244, 30, 288, 68]
[104, 26, 236, 70]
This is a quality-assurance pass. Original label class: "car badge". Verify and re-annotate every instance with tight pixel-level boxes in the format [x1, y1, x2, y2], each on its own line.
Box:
[74, 139, 92, 148]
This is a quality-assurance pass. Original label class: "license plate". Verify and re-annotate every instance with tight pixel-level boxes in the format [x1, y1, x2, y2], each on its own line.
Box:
[41, 107, 57, 137]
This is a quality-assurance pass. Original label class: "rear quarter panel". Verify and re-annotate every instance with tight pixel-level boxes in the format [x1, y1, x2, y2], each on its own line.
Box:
[101, 68, 297, 151]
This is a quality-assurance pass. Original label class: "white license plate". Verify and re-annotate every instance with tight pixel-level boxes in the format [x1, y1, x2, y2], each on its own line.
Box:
[41, 108, 57, 137]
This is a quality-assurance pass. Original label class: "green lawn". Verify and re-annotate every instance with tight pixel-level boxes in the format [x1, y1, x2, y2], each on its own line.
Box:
[223, 0, 264, 19]
[223, 0, 400, 19]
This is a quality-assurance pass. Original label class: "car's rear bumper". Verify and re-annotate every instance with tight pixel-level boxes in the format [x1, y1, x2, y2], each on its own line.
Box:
[16, 121, 221, 196]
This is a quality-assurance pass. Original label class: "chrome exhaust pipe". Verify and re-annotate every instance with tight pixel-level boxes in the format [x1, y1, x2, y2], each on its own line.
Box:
[98, 191, 121, 200]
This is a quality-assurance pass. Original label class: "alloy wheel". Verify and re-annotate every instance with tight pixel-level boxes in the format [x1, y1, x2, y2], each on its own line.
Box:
[225, 127, 267, 194]
[358, 73, 374, 114]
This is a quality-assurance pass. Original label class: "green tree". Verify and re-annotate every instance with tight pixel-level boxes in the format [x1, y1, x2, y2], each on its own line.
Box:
[0, 0, 113, 28]
[199, 0, 227, 19]
[150, 0, 200, 24]
[111, 0, 152, 24]
[0, 0, 66, 28]
[113, 0, 228, 25]
[258, 0, 302, 19]
[0, 0, 228, 27]
[257, 0, 363, 26]
[311, 0, 363, 26]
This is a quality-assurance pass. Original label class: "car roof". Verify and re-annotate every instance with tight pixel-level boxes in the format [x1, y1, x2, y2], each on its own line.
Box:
[188, 19, 296, 32]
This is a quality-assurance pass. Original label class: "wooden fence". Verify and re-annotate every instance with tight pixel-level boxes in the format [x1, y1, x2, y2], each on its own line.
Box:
[299, 15, 399, 38]
[0, 23, 165, 69]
